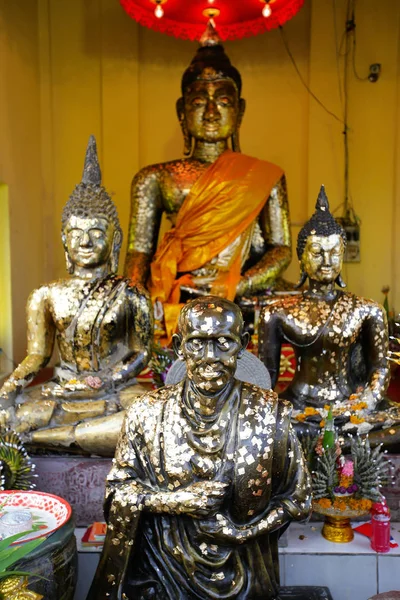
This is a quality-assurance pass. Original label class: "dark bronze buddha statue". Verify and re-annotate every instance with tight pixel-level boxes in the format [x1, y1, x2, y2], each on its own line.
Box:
[87, 296, 311, 599]
[124, 23, 291, 336]
[259, 186, 400, 443]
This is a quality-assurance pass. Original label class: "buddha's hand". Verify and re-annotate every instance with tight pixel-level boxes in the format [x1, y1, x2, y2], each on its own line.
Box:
[0, 409, 10, 431]
[145, 481, 228, 517]
[42, 376, 106, 399]
[0, 381, 17, 406]
[235, 277, 248, 299]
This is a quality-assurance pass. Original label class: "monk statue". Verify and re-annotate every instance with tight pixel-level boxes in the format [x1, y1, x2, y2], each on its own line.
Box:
[0, 136, 153, 456]
[258, 185, 400, 443]
[124, 23, 291, 336]
[87, 296, 311, 600]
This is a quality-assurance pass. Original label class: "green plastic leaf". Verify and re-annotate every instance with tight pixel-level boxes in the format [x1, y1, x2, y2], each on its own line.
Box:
[0, 530, 35, 554]
[0, 537, 45, 572]
[0, 570, 36, 580]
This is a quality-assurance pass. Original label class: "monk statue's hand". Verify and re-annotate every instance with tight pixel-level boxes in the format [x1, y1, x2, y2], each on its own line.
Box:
[185, 481, 228, 518]
[198, 513, 249, 545]
[147, 481, 228, 517]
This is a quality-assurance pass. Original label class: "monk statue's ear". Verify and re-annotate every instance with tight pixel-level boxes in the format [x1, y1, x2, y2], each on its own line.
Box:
[238, 98, 246, 126]
[176, 97, 192, 156]
[295, 270, 308, 289]
[238, 331, 250, 358]
[336, 274, 347, 288]
[172, 333, 184, 360]
[231, 98, 245, 153]
[110, 229, 122, 274]
[62, 233, 74, 274]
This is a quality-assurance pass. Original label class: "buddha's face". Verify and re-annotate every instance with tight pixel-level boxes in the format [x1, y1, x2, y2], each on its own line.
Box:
[182, 76, 242, 143]
[63, 215, 114, 270]
[174, 304, 248, 395]
[302, 234, 344, 283]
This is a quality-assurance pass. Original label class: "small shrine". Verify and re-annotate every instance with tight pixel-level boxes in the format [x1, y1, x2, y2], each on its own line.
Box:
[0, 0, 399, 599]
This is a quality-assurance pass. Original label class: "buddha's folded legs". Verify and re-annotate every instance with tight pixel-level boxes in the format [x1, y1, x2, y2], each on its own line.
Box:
[26, 410, 126, 456]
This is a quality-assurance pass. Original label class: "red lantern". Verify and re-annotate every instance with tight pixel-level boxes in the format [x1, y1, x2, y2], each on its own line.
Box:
[120, 0, 306, 41]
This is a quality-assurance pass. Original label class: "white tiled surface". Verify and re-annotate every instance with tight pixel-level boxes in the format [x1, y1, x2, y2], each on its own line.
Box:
[283, 521, 400, 555]
[377, 555, 400, 596]
[74, 523, 400, 600]
[284, 553, 378, 600]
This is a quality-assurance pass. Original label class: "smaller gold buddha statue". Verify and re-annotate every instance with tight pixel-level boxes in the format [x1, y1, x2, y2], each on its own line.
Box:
[259, 186, 400, 441]
[0, 136, 153, 456]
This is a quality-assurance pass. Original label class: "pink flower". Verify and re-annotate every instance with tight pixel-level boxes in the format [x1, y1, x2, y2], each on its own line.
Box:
[341, 460, 354, 477]
[85, 376, 103, 390]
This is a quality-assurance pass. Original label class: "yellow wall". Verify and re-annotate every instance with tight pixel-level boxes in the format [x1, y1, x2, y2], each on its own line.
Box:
[0, 184, 12, 374]
[0, 0, 44, 363]
[1, 0, 400, 362]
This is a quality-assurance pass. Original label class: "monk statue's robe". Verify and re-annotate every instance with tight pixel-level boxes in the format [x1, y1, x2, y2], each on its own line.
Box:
[88, 380, 311, 599]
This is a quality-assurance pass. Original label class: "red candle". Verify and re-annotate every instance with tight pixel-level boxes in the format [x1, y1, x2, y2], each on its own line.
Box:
[371, 500, 391, 553]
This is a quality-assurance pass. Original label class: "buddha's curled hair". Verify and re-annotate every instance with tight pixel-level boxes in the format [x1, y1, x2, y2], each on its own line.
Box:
[181, 22, 242, 96]
[296, 185, 347, 261]
[61, 135, 122, 251]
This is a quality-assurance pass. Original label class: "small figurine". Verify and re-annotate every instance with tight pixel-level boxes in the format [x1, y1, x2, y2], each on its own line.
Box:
[259, 186, 400, 442]
[0, 137, 153, 456]
[87, 297, 311, 599]
[125, 22, 291, 336]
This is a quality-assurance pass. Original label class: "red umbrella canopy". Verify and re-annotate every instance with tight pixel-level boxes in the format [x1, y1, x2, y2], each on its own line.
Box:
[120, 0, 306, 41]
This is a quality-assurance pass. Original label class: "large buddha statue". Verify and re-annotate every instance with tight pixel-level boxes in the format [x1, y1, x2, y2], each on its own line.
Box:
[124, 24, 291, 335]
[0, 136, 153, 456]
[87, 296, 311, 600]
[258, 186, 400, 442]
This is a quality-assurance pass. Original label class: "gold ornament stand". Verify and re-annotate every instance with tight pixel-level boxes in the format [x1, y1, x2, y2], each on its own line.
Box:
[321, 515, 354, 543]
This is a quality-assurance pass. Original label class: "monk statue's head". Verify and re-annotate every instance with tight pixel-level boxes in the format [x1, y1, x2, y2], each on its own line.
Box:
[177, 22, 245, 155]
[173, 296, 249, 395]
[297, 185, 347, 288]
[61, 136, 122, 275]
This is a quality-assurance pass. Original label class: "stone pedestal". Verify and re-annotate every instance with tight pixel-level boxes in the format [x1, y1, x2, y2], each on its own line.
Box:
[35, 456, 112, 526]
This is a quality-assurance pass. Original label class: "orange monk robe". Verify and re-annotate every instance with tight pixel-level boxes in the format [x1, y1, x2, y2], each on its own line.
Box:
[150, 150, 283, 334]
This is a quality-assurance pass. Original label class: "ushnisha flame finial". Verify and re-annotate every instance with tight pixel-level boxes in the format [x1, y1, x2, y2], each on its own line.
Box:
[315, 184, 329, 212]
[200, 19, 222, 47]
[82, 135, 102, 187]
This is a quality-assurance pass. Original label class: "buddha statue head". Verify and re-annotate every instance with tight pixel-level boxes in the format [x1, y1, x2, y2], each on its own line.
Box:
[297, 185, 347, 288]
[177, 22, 245, 155]
[61, 136, 122, 275]
[173, 296, 249, 395]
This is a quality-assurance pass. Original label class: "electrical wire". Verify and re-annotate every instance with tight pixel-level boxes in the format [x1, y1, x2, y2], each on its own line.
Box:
[279, 26, 344, 125]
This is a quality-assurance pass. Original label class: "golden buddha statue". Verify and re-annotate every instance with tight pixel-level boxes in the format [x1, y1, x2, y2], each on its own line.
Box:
[0, 136, 153, 456]
[124, 23, 291, 336]
[259, 186, 400, 444]
[87, 297, 311, 600]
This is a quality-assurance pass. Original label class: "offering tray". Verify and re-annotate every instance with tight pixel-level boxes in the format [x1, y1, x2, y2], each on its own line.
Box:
[0, 490, 72, 544]
[312, 500, 369, 543]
